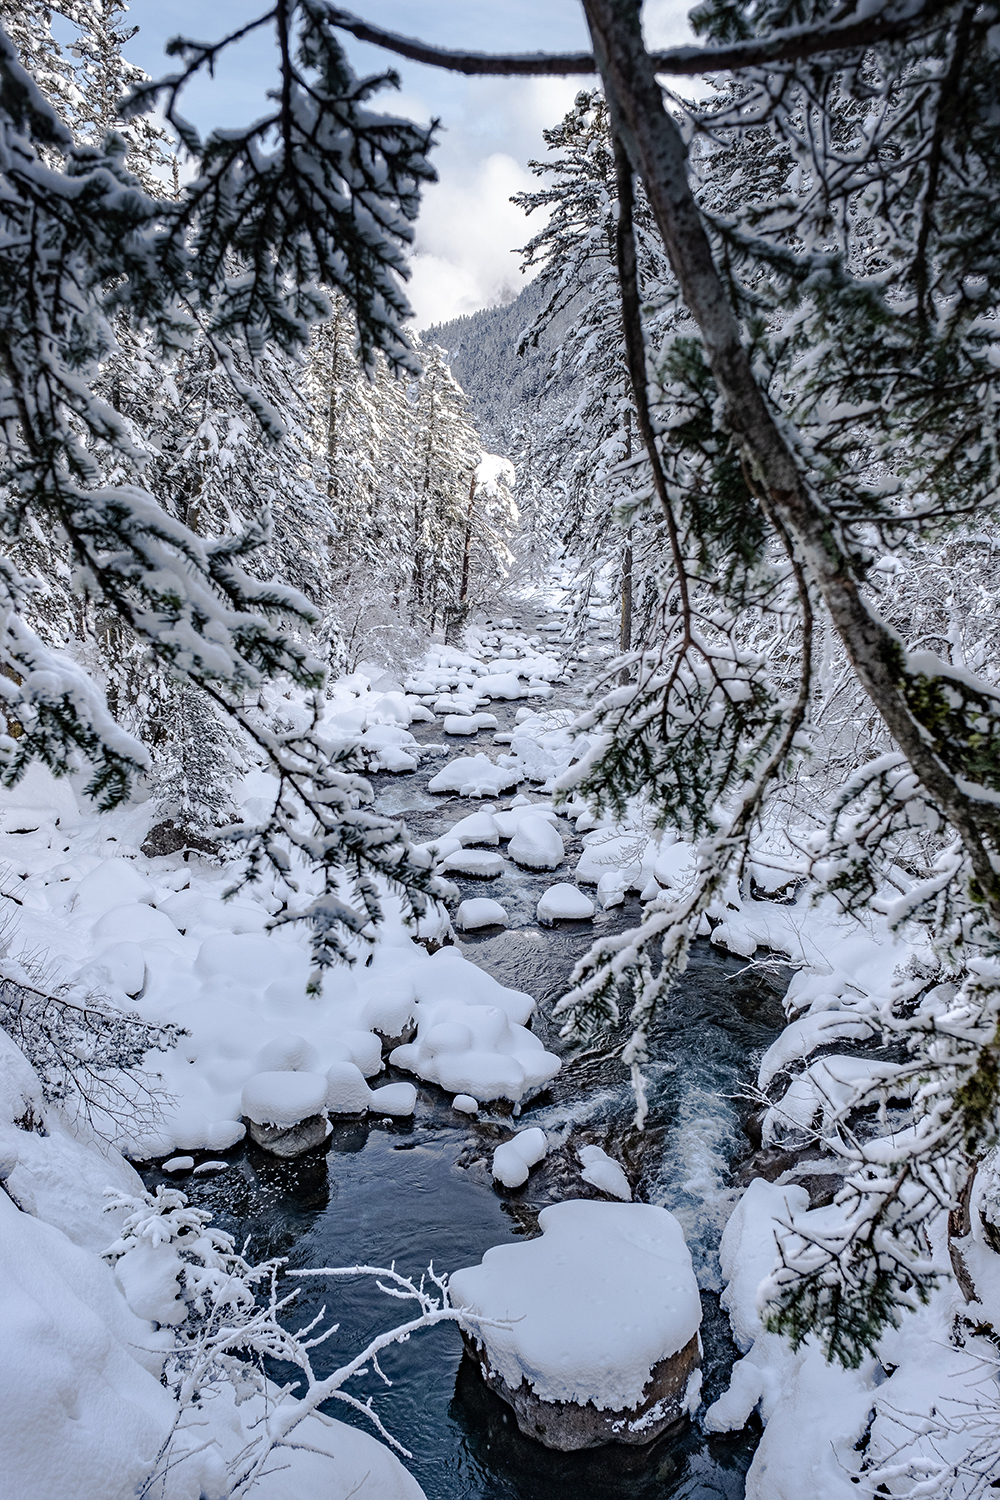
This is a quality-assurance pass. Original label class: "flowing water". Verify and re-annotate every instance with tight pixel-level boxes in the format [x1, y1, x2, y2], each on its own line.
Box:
[142, 628, 787, 1498]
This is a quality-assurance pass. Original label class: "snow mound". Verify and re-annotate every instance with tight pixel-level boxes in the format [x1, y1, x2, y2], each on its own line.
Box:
[327, 1029, 384, 1078]
[579, 1144, 632, 1201]
[428, 754, 522, 798]
[440, 849, 505, 879]
[492, 1127, 548, 1188]
[477, 672, 526, 700]
[72, 859, 154, 917]
[368, 1082, 417, 1116]
[325, 1061, 374, 1114]
[493, 803, 561, 840]
[451, 1201, 702, 1411]
[241, 1071, 329, 1126]
[453, 1094, 478, 1114]
[389, 949, 559, 1103]
[443, 714, 480, 736]
[537, 884, 595, 924]
[508, 815, 564, 871]
[455, 898, 509, 931]
[448, 809, 500, 846]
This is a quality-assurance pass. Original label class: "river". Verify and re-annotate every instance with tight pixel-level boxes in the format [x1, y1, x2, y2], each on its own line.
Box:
[141, 621, 786, 1499]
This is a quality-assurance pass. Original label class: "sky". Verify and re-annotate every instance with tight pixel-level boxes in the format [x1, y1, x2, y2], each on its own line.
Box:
[120, 1, 697, 327]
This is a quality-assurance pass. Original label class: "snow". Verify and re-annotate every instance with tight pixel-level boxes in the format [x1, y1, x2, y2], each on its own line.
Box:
[325, 1060, 374, 1113]
[0, 1189, 181, 1500]
[389, 947, 559, 1103]
[579, 1144, 631, 1200]
[508, 814, 565, 870]
[439, 848, 505, 878]
[492, 803, 561, 839]
[453, 1094, 479, 1113]
[455, 898, 509, 930]
[428, 753, 522, 797]
[447, 809, 500, 846]
[368, 1081, 417, 1116]
[491, 1126, 548, 1188]
[451, 1201, 702, 1411]
[537, 883, 595, 924]
[241, 1071, 329, 1126]
[162, 1156, 194, 1174]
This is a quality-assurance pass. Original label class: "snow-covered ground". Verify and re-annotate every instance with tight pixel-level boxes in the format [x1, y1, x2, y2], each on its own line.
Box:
[1, 608, 996, 1497]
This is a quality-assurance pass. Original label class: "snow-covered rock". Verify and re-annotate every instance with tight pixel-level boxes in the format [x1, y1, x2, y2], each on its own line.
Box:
[447, 810, 500, 846]
[439, 849, 505, 879]
[241, 1071, 329, 1126]
[452, 1201, 702, 1446]
[493, 804, 561, 840]
[453, 1094, 478, 1114]
[368, 1082, 417, 1116]
[428, 754, 522, 798]
[455, 898, 509, 930]
[578, 1145, 631, 1201]
[508, 816, 564, 871]
[443, 714, 480, 736]
[537, 884, 595, 924]
[492, 1127, 548, 1188]
[324, 1061, 374, 1114]
[389, 949, 559, 1103]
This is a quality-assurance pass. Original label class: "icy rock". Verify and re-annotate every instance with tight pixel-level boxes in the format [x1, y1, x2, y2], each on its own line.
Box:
[162, 1156, 194, 1174]
[508, 816, 564, 871]
[579, 1145, 632, 1201]
[492, 1127, 548, 1188]
[88, 941, 145, 997]
[440, 849, 505, 879]
[368, 1082, 417, 1116]
[325, 1061, 373, 1114]
[242, 1071, 329, 1126]
[453, 1094, 479, 1114]
[452, 1201, 702, 1450]
[157, 891, 268, 938]
[455, 898, 509, 931]
[248, 1114, 330, 1157]
[195, 932, 309, 991]
[428, 754, 522, 798]
[448, 810, 500, 846]
[537, 884, 595, 925]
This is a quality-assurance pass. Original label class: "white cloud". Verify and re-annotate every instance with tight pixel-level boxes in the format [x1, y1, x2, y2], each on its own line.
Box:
[396, 76, 579, 327]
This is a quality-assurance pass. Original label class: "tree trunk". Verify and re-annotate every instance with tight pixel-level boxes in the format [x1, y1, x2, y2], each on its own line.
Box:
[582, 0, 1000, 928]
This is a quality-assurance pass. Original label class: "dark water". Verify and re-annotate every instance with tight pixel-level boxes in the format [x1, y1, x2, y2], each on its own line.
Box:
[142, 633, 785, 1498]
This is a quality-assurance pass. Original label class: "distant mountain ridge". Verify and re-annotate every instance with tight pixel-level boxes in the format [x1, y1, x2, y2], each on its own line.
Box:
[421, 278, 580, 447]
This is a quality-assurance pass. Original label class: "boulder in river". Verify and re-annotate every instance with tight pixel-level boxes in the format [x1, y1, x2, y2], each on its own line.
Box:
[241, 1070, 331, 1158]
[451, 1200, 702, 1450]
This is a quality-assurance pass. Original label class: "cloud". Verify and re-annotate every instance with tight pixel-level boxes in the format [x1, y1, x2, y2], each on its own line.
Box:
[395, 75, 580, 327]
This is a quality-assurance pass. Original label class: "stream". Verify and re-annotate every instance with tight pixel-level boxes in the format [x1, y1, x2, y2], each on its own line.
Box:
[141, 618, 788, 1499]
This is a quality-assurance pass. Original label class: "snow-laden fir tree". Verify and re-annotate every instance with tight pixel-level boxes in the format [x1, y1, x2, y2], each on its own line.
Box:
[513, 91, 671, 656]
[0, 1, 446, 973]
